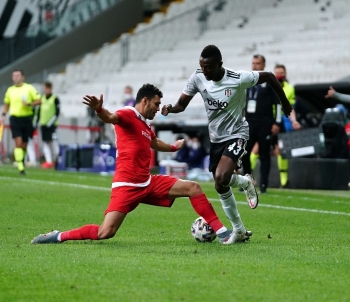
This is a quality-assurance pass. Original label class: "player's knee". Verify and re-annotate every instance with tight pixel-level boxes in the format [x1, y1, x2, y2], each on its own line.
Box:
[187, 181, 203, 196]
[98, 227, 116, 239]
[214, 172, 231, 187]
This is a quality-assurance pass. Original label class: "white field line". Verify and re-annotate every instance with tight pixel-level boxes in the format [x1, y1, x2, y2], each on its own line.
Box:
[0, 176, 110, 192]
[1, 176, 350, 217]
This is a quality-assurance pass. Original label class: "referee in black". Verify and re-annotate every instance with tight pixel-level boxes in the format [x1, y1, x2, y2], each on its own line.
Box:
[241, 55, 281, 193]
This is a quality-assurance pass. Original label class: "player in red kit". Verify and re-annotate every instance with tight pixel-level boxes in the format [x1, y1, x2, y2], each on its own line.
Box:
[31, 84, 250, 245]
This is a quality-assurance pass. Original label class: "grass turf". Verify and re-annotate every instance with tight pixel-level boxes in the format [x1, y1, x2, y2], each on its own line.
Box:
[0, 166, 349, 302]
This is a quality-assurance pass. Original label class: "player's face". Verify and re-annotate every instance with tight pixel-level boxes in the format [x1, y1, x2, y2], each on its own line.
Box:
[274, 67, 286, 79]
[145, 95, 161, 120]
[12, 71, 24, 85]
[44, 86, 52, 95]
[251, 57, 265, 71]
[199, 57, 222, 81]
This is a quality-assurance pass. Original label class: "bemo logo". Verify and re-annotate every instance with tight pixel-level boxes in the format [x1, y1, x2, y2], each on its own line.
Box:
[207, 98, 228, 110]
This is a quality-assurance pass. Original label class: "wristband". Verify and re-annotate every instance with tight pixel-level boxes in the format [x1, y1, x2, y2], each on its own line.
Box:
[95, 107, 103, 114]
[170, 145, 177, 152]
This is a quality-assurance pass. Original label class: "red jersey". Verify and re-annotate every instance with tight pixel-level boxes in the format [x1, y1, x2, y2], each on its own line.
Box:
[112, 107, 156, 186]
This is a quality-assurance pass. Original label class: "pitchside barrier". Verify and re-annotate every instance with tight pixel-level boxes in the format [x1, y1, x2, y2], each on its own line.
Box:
[277, 128, 349, 190]
[56, 143, 116, 175]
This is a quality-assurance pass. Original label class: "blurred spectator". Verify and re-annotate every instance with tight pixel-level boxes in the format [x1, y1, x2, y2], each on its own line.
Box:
[174, 135, 207, 169]
[273, 64, 301, 188]
[123, 85, 136, 107]
[173, 135, 189, 162]
[186, 136, 207, 169]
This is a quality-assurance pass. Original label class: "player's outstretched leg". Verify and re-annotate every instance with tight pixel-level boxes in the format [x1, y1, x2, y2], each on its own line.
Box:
[31, 212, 127, 244]
[31, 224, 100, 244]
[31, 230, 61, 244]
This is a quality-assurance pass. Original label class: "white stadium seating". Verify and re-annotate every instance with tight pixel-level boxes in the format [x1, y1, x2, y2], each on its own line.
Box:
[47, 0, 350, 117]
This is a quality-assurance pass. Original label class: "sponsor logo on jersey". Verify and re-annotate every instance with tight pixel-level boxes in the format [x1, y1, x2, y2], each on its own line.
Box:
[224, 89, 232, 97]
[142, 130, 151, 141]
[206, 98, 228, 110]
[203, 89, 207, 93]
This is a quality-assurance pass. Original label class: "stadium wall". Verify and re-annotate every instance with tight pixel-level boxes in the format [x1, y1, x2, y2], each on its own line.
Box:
[0, 0, 144, 93]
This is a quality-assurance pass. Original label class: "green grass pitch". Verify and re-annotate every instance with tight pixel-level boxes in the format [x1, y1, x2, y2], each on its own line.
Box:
[0, 166, 349, 302]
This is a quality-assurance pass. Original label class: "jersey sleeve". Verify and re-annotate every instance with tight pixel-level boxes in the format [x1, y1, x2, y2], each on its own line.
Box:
[239, 70, 259, 90]
[116, 108, 133, 126]
[4, 89, 10, 104]
[182, 71, 199, 96]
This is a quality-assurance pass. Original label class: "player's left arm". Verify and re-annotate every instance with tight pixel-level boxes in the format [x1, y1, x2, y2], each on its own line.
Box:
[151, 138, 185, 152]
[257, 71, 292, 117]
[83, 94, 119, 124]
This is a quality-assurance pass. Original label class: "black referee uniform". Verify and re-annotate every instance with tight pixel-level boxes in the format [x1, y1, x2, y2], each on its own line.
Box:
[242, 83, 281, 192]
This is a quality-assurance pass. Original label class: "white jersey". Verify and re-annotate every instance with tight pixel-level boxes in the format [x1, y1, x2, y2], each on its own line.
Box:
[183, 68, 259, 143]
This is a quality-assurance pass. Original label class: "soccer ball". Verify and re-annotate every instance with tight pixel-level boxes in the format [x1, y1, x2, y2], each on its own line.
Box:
[191, 217, 217, 243]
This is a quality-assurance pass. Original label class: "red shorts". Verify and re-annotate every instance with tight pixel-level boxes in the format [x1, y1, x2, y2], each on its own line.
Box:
[105, 175, 178, 215]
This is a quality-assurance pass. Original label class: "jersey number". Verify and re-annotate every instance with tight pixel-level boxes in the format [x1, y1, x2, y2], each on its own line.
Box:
[228, 142, 242, 155]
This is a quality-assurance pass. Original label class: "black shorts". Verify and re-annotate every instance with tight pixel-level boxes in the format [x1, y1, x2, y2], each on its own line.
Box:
[209, 138, 247, 173]
[9, 116, 33, 143]
[41, 125, 57, 142]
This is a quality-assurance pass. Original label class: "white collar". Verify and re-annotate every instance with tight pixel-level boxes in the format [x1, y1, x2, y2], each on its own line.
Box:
[124, 106, 147, 122]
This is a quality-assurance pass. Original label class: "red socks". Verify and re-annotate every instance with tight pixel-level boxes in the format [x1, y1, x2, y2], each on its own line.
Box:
[190, 194, 223, 232]
[60, 224, 99, 242]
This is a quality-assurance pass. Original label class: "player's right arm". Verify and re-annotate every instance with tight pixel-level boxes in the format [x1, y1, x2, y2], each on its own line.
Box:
[162, 71, 198, 116]
[83, 94, 119, 124]
[0, 104, 9, 125]
[161, 93, 193, 116]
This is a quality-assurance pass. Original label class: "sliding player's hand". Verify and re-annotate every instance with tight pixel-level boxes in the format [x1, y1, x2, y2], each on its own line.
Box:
[83, 94, 104, 111]
[173, 139, 185, 150]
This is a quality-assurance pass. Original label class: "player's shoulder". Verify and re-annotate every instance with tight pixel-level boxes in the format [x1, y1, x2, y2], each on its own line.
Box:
[118, 106, 148, 123]
[6, 85, 16, 92]
[192, 68, 203, 78]
[23, 82, 35, 89]
[225, 67, 241, 79]
[117, 106, 136, 117]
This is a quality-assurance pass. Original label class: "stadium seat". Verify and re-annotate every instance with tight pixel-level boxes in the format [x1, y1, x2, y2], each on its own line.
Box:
[48, 0, 350, 117]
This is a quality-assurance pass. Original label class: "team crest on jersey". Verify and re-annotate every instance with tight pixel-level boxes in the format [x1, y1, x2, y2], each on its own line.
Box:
[224, 89, 232, 97]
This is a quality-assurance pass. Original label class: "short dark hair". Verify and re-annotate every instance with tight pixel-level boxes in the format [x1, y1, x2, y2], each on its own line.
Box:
[13, 69, 24, 75]
[275, 64, 286, 71]
[44, 81, 52, 88]
[253, 54, 266, 64]
[201, 45, 222, 61]
[135, 84, 163, 104]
